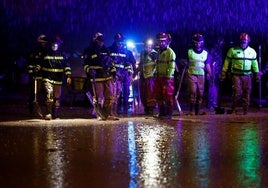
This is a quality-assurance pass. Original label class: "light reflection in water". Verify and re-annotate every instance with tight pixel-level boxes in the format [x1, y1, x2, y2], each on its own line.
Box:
[237, 123, 260, 187]
[45, 127, 66, 188]
[140, 127, 163, 186]
[128, 122, 176, 187]
[128, 121, 138, 188]
[193, 126, 210, 187]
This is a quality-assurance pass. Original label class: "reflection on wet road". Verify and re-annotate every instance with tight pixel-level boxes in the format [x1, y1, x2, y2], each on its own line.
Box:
[0, 116, 268, 187]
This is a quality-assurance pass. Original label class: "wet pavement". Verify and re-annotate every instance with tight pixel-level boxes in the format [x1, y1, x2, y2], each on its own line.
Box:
[1, 87, 268, 187]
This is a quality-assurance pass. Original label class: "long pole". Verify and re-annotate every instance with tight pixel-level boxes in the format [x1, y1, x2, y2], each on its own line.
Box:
[175, 61, 187, 115]
[258, 45, 262, 108]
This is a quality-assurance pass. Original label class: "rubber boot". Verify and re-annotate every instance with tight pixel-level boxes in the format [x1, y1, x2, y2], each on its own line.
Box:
[165, 107, 173, 119]
[189, 103, 194, 116]
[111, 103, 119, 117]
[146, 107, 154, 115]
[154, 105, 165, 118]
[45, 101, 53, 120]
[123, 103, 129, 115]
[195, 103, 200, 115]
[105, 106, 119, 120]
[52, 106, 59, 119]
[160, 105, 167, 117]
[243, 104, 248, 115]
[231, 101, 237, 115]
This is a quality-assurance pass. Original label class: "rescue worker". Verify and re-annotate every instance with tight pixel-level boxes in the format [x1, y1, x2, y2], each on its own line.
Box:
[207, 38, 225, 113]
[83, 32, 117, 120]
[187, 33, 212, 115]
[41, 36, 72, 120]
[108, 33, 136, 115]
[154, 32, 176, 119]
[136, 38, 158, 115]
[220, 33, 260, 115]
[27, 34, 49, 116]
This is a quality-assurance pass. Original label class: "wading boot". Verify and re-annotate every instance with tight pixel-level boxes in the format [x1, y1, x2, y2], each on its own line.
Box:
[243, 104, 248, 115]
[195, 103, 200, 115]
[188, 103, 194, 116]
[45, 101, 53, 120]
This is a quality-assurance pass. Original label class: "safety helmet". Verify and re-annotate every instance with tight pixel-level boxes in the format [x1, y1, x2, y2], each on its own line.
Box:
[240, 32, 250, 42]
[192, 33, 204, 52]
[114, 33, 125, 42]
[156, 32, 169, 50]
[93, 32, 104, 42]
[192, 33, 204, 43]
[156, 32, 169, 41]
[37, 34, 48, 43]
[51, 35, 63, 45]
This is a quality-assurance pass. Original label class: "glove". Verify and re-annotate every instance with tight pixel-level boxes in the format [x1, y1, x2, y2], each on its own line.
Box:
[256, 76, 260, 82]
[255, 73, 261, 82]
[254, 72, 262, 82]
[67, 77, 72, 85]
[220, 72, 226, 81]
[33, 65, 41, 74]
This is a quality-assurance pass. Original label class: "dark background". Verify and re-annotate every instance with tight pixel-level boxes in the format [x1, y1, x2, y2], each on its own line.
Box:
[1, 0, 268, 103]
[1, 0, 268, 57]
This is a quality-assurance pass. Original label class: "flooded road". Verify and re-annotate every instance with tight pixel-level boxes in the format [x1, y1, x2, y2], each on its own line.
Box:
[1, 114, 268, 188]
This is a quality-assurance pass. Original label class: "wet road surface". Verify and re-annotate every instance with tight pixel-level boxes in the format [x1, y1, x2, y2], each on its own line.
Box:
[1, 106, 268, 188]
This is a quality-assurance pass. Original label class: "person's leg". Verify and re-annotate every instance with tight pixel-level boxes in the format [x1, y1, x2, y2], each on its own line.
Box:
[44, 82, 54, 120]
[52, 84, 62, 119]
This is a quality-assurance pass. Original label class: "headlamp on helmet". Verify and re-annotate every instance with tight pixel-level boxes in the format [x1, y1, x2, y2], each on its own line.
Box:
[240, 32, 250, 42]
[37, 34, 48, 43]
[157, 32, 169, 41]
[93, 32, 104, 42]
[192, 33, 204, 43]
[145, 38, 154, 46]
[192, 33, 204, 52]
[114, 33, 125, 42]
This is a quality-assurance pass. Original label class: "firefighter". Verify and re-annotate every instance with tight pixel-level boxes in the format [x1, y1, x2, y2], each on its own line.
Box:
[136, 38, 158, 115]
[108, 33, 136, 115]
[220, 33, 260, 115]
[187, 33, 212, 115]
[41, 36, 72, 120]
[154, 32, 176, 119]
[83, 32, 117, 120]
[27, 34, 49, 116]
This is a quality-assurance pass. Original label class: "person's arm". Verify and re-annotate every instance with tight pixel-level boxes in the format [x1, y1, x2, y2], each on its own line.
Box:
[205, 53, 212, 79]
[220, 48, 232, 80]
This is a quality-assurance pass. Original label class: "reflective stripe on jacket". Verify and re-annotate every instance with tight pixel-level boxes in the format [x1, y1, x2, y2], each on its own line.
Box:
[222, 46, 259, 75]
[187, 49, 208, 75]
[41, 52, 71, 85]
[140, 49, 157, 79]
[83, 45, 115, 82]
[156, 47, 176, 78]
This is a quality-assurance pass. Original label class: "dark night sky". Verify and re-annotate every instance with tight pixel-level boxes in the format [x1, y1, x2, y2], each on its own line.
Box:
[1, 0, 268, 61]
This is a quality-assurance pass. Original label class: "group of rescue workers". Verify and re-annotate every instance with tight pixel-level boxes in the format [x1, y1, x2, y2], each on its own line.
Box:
[27, 31, 261, 120]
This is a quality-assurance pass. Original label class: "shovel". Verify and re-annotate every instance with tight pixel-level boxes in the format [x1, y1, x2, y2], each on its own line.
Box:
[91, 71, 108, 120]
[175, 60, 187, 115]
[33, 78, 43, 118]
